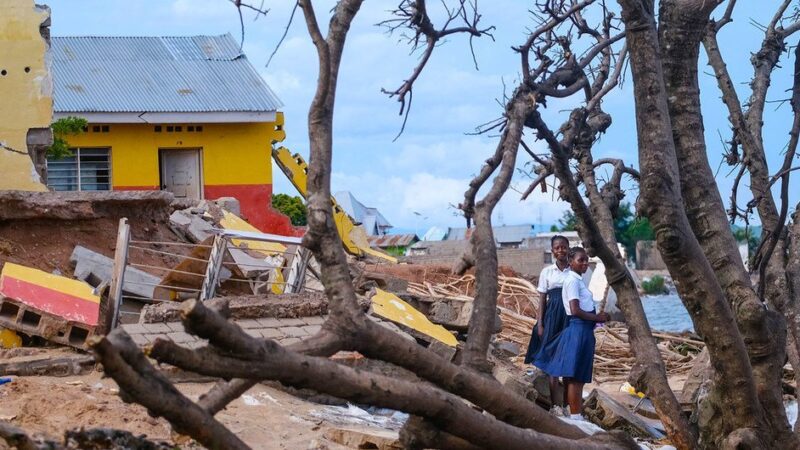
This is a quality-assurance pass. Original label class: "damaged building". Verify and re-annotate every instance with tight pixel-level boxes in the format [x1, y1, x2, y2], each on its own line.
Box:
[47, 34, 301, 236]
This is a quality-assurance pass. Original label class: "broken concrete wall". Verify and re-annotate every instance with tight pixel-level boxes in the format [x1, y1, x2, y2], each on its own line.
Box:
[140, 292, 330, 323]
[0, 190, 175, 221]
[408, 245, 546, 278]
[0, 0, 52, 191]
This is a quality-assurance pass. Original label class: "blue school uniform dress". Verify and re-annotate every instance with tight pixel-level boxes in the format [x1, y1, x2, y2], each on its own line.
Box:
[534, 271, 596, 383]
[524, 264, 571, 364]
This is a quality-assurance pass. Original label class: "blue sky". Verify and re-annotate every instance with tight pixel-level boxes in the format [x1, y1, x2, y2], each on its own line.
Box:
[48, 1, 799, 233]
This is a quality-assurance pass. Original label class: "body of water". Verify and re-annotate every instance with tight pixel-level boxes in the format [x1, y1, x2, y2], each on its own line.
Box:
[640, 294, 694, 333]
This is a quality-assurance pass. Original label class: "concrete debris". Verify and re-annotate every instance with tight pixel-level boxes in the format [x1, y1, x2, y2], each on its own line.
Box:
[427, 339, 458, 362]
[0, 191, 174, 221]
[70, 245, 161, 300]
[214, 197, 241, 217]
[369, 288, 458, 347]
[0, 296, 96, 349]
[679, 347, 710, 411]
[323, 427, 402, 450]
[140, 292, 330, 323]
[524, 366, 563, 410]
[367, 315, 417, 343]
[494, 340, 521, 357]
[0, 351, 95, 377]
[0, 262, 98, 348]
[169, 209, 214, 243]
[583, 389, 666, 440]
[491, 357, 541, 404]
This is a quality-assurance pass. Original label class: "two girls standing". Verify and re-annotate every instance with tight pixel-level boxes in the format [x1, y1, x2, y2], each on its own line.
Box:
[527, 241, 609, 420]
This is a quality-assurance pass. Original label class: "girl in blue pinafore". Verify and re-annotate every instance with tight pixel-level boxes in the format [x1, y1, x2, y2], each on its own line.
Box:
[524, 235, 570, 410]
[535, 247, 609, 420]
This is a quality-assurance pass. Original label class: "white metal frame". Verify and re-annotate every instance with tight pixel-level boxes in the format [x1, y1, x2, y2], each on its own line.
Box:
[46, 147, 112, 192]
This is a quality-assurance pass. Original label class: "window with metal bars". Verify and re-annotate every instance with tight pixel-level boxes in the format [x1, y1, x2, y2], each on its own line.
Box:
[46, 148, 111, 192]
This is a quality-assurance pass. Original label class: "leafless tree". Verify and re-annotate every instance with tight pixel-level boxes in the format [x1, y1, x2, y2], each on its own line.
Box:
[4, 1, 800, 449]
[74, 1, 638, 449]
[618, 0, 800, 447]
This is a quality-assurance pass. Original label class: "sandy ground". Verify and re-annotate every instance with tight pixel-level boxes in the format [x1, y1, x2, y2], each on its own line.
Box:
[0, 370, 375, 449]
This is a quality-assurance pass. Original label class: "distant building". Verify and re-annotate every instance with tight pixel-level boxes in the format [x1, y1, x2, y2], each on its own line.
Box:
[419, 224, 536, 248]
[422, 226, 448, 241]
[334, 191, 392, 236]
[532, 231, 582, 263]
[367, 234, 419, 256]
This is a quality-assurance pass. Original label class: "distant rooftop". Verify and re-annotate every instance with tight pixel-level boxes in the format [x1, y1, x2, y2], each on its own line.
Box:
[51, 34, 282, 114]
[368, 233, 418, 248]
[445, 224, 534, 244]
[335, 191, 392, 236]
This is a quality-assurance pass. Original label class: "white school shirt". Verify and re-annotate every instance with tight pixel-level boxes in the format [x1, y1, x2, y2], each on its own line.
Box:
[536, 264, 571, 294]
[561, 271, 595, 315]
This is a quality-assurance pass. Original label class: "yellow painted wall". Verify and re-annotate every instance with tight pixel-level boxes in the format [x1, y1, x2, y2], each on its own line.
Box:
[0, 0, 51, 191]
[65, 113, 286, 188]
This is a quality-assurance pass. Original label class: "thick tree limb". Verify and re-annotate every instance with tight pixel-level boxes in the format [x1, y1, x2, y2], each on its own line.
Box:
[148, 299, 637, 449]
[89, 331, 249, 450]
[618, 0, 769, 446]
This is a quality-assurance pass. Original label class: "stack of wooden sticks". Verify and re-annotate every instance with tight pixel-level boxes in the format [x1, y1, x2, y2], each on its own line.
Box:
[407, 274, 706, 382]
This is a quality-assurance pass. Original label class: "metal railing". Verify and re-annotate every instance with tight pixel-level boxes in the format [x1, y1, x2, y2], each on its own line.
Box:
[107, 218, 317, 329]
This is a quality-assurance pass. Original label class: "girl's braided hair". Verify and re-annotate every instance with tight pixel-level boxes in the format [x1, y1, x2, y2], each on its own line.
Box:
[568, 246, 587, 260]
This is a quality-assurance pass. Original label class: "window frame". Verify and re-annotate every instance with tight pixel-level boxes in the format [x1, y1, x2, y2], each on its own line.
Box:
[46, 147, 112, 192]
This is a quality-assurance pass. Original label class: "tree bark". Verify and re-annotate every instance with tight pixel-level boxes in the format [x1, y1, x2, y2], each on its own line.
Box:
[659, 3, 794, 446]
[89, 332, 250, 450]
[461, 87, 534, 371]
[149, 299, 638, 450]
[617, 0, 768, 446]
[787, 207, 800, 434]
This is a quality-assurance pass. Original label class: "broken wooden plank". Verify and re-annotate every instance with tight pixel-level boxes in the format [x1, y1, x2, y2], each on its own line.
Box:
[108, 218, 130, 329]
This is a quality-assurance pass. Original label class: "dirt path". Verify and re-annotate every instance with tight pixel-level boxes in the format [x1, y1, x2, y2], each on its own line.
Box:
[0, 371, 366, 449]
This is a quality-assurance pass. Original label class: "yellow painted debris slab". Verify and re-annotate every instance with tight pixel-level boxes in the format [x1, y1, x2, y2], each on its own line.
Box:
[371, 288, 457, 347]
[0, 328, 22, 348]
[220, 210, 287, 294]
[0, 262, 100, 326]
[220, 210, 287, 255]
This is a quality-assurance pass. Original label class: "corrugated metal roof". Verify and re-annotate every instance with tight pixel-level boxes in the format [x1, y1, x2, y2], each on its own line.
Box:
[52, 35, 283, 113]
[493, 225, 534, 243]
[334, 191, 392, 235]
[445, 225, 533, 243]
[368, 234, 419, 248]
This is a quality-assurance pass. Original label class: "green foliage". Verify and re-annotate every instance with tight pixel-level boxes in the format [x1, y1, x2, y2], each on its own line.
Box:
[47, 116, 88, 160]
[556, 209, 577, 231]
[615, 203, 655, 261]
[732, 227, 760, 257]
[383, 246, 407, 257]
[642, 275, 667, 295]
[556, 202, 654, 261]
[272, 193, 307, 226]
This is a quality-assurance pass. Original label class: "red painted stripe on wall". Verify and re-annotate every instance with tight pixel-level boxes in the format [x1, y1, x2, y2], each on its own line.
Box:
[204, 184, 305, 237]
[0, 277, 99, 326]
